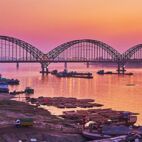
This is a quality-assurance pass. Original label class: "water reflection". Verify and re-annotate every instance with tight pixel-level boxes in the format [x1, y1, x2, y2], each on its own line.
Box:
[1, 65, 142, 124]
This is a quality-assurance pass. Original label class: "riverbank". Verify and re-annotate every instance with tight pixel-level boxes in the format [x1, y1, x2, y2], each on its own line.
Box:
[0, 127, 85, 142]
[0, 93, 140, 142]
[0, 94, 86, 142]
[0, 93, 12, 100]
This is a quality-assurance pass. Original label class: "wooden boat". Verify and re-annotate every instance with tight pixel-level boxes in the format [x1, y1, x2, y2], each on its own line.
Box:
[83, 125, 142, 140]
[78, 99, 95, 103]
[82, 130, 111, 140]
[56, 104, 65, 108]
[65, 103, 77, 108]
[102, 125, 132, 136]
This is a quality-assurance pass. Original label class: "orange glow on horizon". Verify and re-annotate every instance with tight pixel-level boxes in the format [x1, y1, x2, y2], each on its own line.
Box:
[0, 0, 142, 52]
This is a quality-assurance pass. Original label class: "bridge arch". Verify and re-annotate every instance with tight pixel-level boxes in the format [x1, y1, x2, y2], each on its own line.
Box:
[0, 35, 44, 62]
[46, 39, 120, 63]
[122, 44, 142, 61]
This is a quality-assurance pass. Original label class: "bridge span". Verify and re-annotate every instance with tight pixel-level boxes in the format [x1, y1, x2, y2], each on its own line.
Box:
[0, 35, 142, 74]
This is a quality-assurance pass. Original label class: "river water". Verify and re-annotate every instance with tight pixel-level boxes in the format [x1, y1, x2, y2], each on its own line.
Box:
[1, 64, 142, 124]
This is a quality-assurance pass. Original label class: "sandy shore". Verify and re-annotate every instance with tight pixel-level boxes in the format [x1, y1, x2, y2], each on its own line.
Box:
[0, 94, 86, 142]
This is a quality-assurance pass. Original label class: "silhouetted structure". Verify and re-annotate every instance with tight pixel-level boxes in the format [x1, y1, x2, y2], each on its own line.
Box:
[0, 35, 141, 74]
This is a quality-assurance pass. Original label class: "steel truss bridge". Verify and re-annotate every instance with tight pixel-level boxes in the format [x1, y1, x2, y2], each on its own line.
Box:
[0, 35, 142, 74]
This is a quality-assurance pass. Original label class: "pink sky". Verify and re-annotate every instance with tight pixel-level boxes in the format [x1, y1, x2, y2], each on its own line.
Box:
[0, 0, 142, 53]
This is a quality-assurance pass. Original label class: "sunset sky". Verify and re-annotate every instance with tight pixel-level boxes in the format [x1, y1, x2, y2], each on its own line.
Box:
[0, 0, 142, 52]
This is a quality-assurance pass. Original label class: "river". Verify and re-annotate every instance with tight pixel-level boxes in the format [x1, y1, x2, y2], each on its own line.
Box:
[1, 64, 142, 124]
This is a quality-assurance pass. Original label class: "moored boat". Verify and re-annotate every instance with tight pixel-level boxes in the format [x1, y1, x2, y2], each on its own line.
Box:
[83, 125, 142, 141]
[101, 125, 133, 136]
[51, 70, 58, 75]
[82, 129, 111, 140]
[55, 70, 93, 79]
[7, 79, 19, 85]
[25, 87, 34, 94]
[97, 70, 133, 76]
[0, 82, 9, 93]
[0, 75, 20, 85]
[97, 70, 113, 75]
[10, 90, 25, 95]
[97, 70, 105, 75]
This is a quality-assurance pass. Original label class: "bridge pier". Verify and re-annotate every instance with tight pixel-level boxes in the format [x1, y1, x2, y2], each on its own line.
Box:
[64, 62, 68, 72]
[40, 63, 49, 75]
[117, 63, 126, 74]
[16, 62, 19, 69]
[87, 62, 90, 68]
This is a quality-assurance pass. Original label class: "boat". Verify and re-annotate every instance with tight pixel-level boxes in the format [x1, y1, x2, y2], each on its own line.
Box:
[78, 103, 94, 108]
[83, 125, 142, 140]
[10, 90, 25, 95]
[82, 129, 111, 140]
[125, 132, 142, 142]
[97, 70, 105, 75]
[125, 72, 133, 75]
[0, 76, 19, 85]
[101, 125, 142, 136]
[78, 99, 95, 103]
[56, 104, 65, 108]
[97, 70, 112, 75]
[30, 98, 37, 104]
[7, 79, 19, 85]
[88, 135, 127, 141]
[0, 82, 9, 93]
[51, 70, 58, 75]
[101, 125, 133, 136]
[97, 70, 133, 76]
[25, 87, 34, 94]
[65, 103, 77, 108]
[56, 72, 68, 77]
[105, 71, 113, 74]
[72, 75, 93, 79]
[92, 103, 104, 107]
[56, 70, 93, 79]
